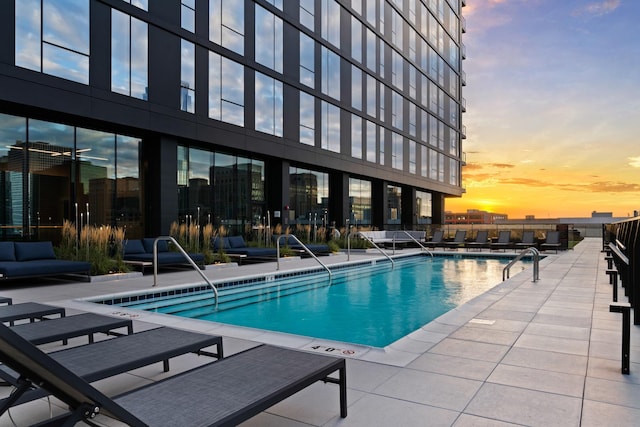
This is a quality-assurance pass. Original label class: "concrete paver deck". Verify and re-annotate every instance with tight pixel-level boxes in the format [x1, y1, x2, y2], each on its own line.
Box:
[0, 237, 638, 426]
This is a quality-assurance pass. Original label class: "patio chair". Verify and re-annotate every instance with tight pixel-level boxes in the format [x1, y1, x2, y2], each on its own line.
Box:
[0, 323, 347, 426]
[514, 231, 537, 250]
[424, 230, 444, 248]
[540, 230, 562, 253]
[0, 326, 222, 408]
[442, 230, 467, 250]
[0, 297, 11, 306]
[0, 302, 65, 326]
[11, 312, 133, 345]
[465, 230, 489, 251]
[490, 230, 512, 252]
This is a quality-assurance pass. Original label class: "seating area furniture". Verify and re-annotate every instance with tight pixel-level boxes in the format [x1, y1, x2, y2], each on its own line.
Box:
[358, 230, 426, 246]
[0, 302, 65, 326]
[465, 230, 489, 251]
[0, 325, 223, 409]
[540, 231, 562, 253]
[123, 238, 204, 273]
[0, 241, 91, 281]
[442, 230, 467, 249]
[514, 231, 537, 250]
[0, 324, 347, 426]
[424, 230, 444, 248]
[213, 235, 279, 261]
[491, 230, 512, 252]
[281, 235, 331, 255]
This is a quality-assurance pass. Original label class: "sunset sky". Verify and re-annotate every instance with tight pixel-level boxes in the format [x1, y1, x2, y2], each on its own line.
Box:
[445, 0, 640, 219]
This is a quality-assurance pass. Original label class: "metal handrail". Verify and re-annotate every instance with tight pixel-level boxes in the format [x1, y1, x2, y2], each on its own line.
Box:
[276, 234, 332, 281]
[152, 236, 218, 307]
[503, 247, 540, 282]
[348, 231, 395, 268]
[391, 231, 433, 257]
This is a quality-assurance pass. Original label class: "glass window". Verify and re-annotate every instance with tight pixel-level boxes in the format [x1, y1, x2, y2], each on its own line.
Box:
[255, 5, 283, 73]
[351, 66, 362, 111]
[421, 109, 428, 143]
[409, 65, 416, 100]
[365, 28, 376, 72]
[379, 81, 385, 120]
[420, 143, 427, 177]
[0, 114, 26, 240]
[300, 0, 315, 31]
[429, 148, 437, 180]
[321, 46, 341, 100]
[209, 0, 244, 55]
[379, 125, 386, 165]
[209, 52, 244, 126]
[16, 0, 90, 85]
[351, 114, 362, 159]
[392, 132, 403, 170]
[351, 0, 362, 16]
[366, 120, 376, 163]
[264, 0, 283, 10]
[123, 0, 148, 10]
[181, 39, 195, 113]
[387, 185, 401, 225]
[351, 16, 362, 63]
[112, 10, 148, 100]
[349, 178, 371, 225]
[115, 134, 142, 236]
[391, 9, 403, 51]
[366, 74, 376, 117]
[299, 92, 315, 146]
[365, 0, 376, 25]
[391, 50, 403, 91]
[409, 102, 417, 137]
[321, 101, 340, 153]
[181, 0, 196, 32]
[409, 140, 416, 173]
[288, 166, 329, 226]
[450, 158, 458, 186]
[255, 72, 283, 137]
[299, 32, 315, 88]
[416, 190, 432, 224]
[321, 0, 340, 48]
[392, 90, 403, 131]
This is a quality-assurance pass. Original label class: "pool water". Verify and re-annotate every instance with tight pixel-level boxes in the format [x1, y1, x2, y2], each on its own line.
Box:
[112, 256, 529, 348]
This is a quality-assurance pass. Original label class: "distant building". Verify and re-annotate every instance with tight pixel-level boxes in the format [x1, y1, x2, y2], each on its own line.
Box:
[445, 209, 508, 225]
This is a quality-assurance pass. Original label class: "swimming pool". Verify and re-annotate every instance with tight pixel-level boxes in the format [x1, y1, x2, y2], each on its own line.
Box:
[94, 254, 531, 348]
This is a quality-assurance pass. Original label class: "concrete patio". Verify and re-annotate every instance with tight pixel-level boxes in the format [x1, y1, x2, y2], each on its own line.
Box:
[1, 237, 638, 426]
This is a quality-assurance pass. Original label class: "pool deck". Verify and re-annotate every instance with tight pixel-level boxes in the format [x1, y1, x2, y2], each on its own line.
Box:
[2, 237, 639, 426]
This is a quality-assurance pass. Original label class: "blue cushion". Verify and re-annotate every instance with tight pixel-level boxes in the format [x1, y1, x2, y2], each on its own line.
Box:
[0, 242, 16, 262]
[142, 238, 169, 253]
[228, 236, 246, 248]
[123, 239, 146, 255]
[14, 241, 56, 261]
[212, 237, 230, 250]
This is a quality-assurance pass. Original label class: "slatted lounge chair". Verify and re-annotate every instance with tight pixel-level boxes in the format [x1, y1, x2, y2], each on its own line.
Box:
[424, 230, 444, 248]
[0, 297, 11, 306]
[0, 324, 347, 426]
[490, 230, 512, 252]
[0, 326, 223, 409]
[442, 230, 467, 249]
[540, 230, 562, 253]
[0, 302, 65, 326]
[465, 230, 489, 251]
[514, 230, 537, 250]
[10, 312, 133, 345]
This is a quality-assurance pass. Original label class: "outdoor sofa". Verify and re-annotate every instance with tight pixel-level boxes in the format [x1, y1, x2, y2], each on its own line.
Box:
[123, 238, 205, 272]
[0, 241, 91, 281]
[213, 235, 279, 261]
[358, 230, 426, 247]
[0, 324, 347, 426]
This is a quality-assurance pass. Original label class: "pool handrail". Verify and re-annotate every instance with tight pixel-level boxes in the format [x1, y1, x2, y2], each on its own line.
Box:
[152, 236, 218, 308]
[276, 234, 332, 281]
[391, 231, 433, 257]
[348, 231, 395, 268]
[503, 247, 540, 282]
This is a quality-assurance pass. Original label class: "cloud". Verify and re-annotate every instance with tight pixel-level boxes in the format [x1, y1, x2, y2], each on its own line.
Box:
[572, 0, 620, 17]
[629, 156, 640, 168]
[490, 163, 515, 169]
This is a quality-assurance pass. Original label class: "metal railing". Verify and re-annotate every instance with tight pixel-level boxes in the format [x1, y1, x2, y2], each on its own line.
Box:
[276, 234, 332, 281]
[391, 231, 433, 257]
[347, 231, 395, 268]
[503, 247, 540, 282]
[151, 236, 218, 307]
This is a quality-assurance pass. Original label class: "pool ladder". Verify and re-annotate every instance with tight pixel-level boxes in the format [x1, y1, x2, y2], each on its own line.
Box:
[276, 234, 332, 282]
[503, 247, 540, 282]
[390, 231, 433, 257]
[151, 236, 218, 307]
[347, 231, 395, 268]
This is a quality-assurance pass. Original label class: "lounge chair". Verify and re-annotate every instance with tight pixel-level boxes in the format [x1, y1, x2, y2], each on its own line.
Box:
[0, 324, 347, 426]
[442, 230, 467, 250]
[490, 230, 512, 252]
[0, 297, 11, 306]
[10, 312, 133, 345]
[216, 236, 279, 259]
[540, 230, 562, 253]
[0, 326, 223, 408]
[465, 230, 489, 251]
[514, 230, 537, 250]
[424, 230, 444, 248]
[0, 302, 65, 326]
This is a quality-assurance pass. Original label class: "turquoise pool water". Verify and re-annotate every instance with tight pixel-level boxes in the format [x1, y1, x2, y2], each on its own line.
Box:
[103, 255, 530, 348]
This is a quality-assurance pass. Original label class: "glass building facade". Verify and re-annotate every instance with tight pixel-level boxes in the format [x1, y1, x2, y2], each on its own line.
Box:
[0, 0, 465, 240]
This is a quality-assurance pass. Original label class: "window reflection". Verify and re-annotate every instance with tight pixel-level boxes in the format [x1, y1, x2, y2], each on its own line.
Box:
[181, 39, 195, 113]
[289, 166, 329, 226]
[321, 101, 340, 153]
[209, 52, 244, 126]
[415, 190, 432, 224]
[181, 0, 196, 33]
[349, 178, 371, 225]
[321, 0, 341, 48]
[112, 10, 148, 99]
[299, 32, 315, 88]
[351, 66, 362, 111]
[392, 132, 403, 171]
[299, 0, 315, 31]
[255, 72, 283, 137]
[255, 5, 283, 73]
[299, 92, 315, 146]
[209, 0, 244, 55]
[387, 185, 401, 226]
[321, 46, 340, 100]
[351, 114, 362, 159]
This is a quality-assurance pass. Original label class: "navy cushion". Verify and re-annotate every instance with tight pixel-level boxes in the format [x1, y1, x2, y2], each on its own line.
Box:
[14, 242, 56, 261]
[142, 238, 169, 253]
[228, 236, 246, 248]
[0, 242, 15, 262]
[123, 239, 146, 255]
[212, 236, 230, 250]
